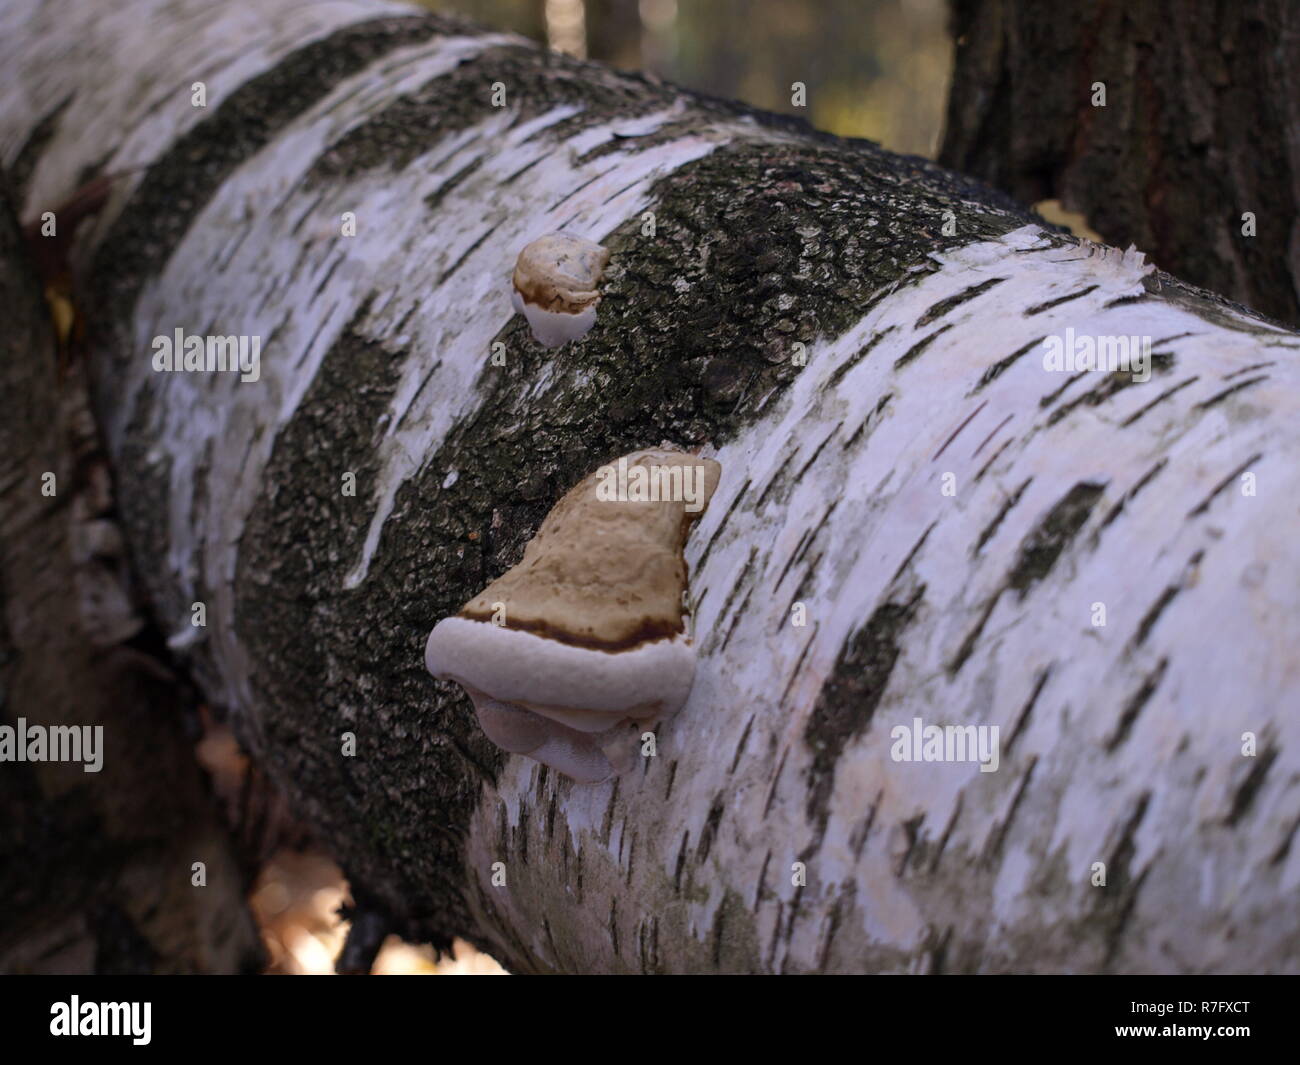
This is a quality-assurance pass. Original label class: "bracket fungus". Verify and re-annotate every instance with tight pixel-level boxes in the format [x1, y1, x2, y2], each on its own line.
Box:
[510, 232, 610, 348]
[425, 448, 721, 783]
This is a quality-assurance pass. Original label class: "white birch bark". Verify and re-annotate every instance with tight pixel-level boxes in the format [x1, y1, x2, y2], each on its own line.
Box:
[3, 0, 1297, 973]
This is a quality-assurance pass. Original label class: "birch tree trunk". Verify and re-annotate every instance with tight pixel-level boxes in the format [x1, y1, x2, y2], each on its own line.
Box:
[3, 0, 1298, 973]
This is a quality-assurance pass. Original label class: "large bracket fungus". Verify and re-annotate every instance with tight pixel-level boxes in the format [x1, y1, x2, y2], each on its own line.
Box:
[510, 232, 609, 348]
[425, 448, 721, 783]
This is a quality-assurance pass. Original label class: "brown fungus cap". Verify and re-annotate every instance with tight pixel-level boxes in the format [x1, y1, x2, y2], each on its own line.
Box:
[460, 448, 721, 650]
[511, 232, 610, 314]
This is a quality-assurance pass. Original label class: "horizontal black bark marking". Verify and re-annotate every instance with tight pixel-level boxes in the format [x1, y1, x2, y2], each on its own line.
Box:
[1005, 665, 1052, 755]
[973, 438, 1013, 482]
[1103, 292, 1150, 310]
[422, 156, 485, 211]
[1045, 361, 1171, 427]
[1023, 283, 1098, 316]
[695, 477, 749, 575]
[695, 792, 727, 861]
[1119, 376, 1199, 427]
[1098, 791, 1152, 967]
[893, 323, 954, 370]
[1226, 744, 1278, 827]
[1270, 814, 1300, 866]
[1106, 659, 1168, 751]
[1132, 585, 1179, 648]
[729, 716, 755, 775]
[844, 392, 893, 448]
[1038, 369, 1087, 408]
[982, 756, 1037, 863]
[1222, 360, 1276, 381]
[928, 793, 964, 873]
[752, 448, 801, 513]
[889, 520, 936, 586]
[933, 399, 988, 460]
[1096, 459, 1167, 534]
[971, 412, 1013, 457]
[1194, 374, 1270, 410]
[828, 327, 894, 386]
[972, 336, 1046, 392]
[1187, 452, 1262, 517]
[915, 276, 1006, 328]
[437, 218, 502, 284]
[948, 592, 999, 676]
[973, 477, 1032, 555]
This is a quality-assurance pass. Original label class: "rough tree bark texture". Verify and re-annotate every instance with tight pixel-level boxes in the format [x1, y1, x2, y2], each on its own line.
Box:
[2, 0, 1298, 973]
[940, 0, 1300, 327]
[0, 186, 263, 973]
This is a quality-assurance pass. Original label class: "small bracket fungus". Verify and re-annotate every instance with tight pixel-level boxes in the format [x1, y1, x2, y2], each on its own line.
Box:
[510, 232, 609, 348]
[425, 448, 721, 783]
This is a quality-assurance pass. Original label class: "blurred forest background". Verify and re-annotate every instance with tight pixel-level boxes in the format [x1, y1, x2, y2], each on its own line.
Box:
[256, 0, 951, 975]
[421, 0, 953, 156]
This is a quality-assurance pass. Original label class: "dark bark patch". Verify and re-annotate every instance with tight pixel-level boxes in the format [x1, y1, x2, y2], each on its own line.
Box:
[1095, 790, 1152, 967]
[235, 303, 486, 945]
[694, 791, 727, 862]
[803, 587, 924, 830]
[1006, 481, 1105, 597]
[310, 43, 679, 182]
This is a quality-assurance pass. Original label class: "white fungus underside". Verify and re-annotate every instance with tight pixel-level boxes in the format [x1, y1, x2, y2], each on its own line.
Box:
[425, 616, 696, 721]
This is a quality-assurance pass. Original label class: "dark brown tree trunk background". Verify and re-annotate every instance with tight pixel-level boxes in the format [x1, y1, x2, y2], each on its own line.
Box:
[0, 187, 263, 973]
[940, 0, 1300, 326]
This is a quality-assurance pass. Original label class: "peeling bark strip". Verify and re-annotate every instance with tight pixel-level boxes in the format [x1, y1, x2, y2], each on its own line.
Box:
[3, 0, 1300, 973]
